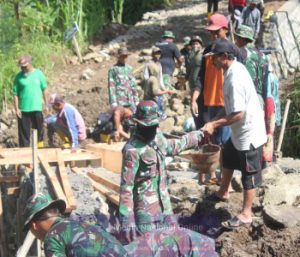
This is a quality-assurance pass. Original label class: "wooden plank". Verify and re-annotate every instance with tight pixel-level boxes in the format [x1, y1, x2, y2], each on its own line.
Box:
[0, 175, 19, 183]
[71, 167, 119, 205]
[38, 154, 72, 213]
[87, 172, 120, 193]
[7, 187, 20, 195]
[15, 231, 35, 257]
[0, 190, 8, 257]
[56, 150, 76, 210]
[86, 143, 125, 173]
[0, 148, 102, 165]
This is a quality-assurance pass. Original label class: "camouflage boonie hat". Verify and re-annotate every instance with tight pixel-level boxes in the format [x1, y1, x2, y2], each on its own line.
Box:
[23, 193, 66, 230]
[183, 36, 191, 46]
[234, 25, 254, 42]
[162, 30, 175, 39]
[132, 100, 161, 126]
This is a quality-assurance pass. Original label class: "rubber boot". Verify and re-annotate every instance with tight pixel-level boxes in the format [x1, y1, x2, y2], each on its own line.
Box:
[57, 131, 71, 149]
[207, 12, 212, 20]
[37, 141, 44, 148]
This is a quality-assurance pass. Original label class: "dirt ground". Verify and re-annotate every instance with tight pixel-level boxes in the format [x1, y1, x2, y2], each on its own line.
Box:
[1, 0, 299, 256]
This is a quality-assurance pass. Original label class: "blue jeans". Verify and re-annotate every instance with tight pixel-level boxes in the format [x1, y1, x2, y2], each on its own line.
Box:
[207, 106, 231, 145]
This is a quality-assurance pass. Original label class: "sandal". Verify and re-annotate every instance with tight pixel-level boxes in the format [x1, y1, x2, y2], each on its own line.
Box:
[205, 178, 219, 185]
[221, 216, 252, 230]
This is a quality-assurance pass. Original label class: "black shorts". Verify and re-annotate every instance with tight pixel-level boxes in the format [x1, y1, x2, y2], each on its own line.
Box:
[222, 139, 263, 190]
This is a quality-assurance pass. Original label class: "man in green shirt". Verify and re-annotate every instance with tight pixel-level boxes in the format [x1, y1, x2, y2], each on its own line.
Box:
[13, 55, 48, 147]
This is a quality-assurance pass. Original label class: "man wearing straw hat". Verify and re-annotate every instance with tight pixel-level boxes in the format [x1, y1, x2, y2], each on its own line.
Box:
[119, 101, 211, 242]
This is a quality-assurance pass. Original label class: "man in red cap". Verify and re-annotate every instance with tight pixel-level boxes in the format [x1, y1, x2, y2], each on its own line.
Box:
[191, 13, 242, 184]
[13, 55, 48, 147]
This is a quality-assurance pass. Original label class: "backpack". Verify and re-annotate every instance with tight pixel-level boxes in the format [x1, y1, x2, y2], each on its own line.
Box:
[90, 112, 114, 142]
[243, 47, 269, 97]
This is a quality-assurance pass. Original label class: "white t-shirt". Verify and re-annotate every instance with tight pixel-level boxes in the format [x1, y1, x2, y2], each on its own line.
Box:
[223, 60, 267, 151]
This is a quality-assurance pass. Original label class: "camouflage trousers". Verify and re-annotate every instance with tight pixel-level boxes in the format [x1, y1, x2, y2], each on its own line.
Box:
[163, 74, 176, 91]
[125, 224, 218, 257]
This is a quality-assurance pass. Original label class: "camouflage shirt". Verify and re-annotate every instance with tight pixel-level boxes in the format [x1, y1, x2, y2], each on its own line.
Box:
[119, 130, 203, 229]
[44, 218, 128, 257]
[108, 64, 139, 111]
[242, 46, 268, 98]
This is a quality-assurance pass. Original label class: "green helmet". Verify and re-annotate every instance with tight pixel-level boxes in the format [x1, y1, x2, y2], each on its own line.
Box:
[234, 25, 254, 42]
[23, 193, 66, 230]
[162, 30, 175, 39]
[132, 100, 161, 127]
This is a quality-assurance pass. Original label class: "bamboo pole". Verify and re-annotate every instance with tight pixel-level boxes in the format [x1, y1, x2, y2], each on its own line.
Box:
[72, 36, 83, 63]
[0, 189, 8, 257]
[32, 130, 42, 257]
[16, 231, 36, 257]
[276, 99, 291, 155]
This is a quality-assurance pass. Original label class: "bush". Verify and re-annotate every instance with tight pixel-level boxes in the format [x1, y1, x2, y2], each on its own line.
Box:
[282, 76, 300, 158]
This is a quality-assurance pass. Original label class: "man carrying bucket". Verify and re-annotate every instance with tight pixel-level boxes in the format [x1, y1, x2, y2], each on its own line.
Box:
[202, 39, 266, 229]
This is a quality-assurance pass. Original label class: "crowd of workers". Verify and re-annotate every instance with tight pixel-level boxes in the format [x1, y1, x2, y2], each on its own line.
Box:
[11, 1, 282, 255]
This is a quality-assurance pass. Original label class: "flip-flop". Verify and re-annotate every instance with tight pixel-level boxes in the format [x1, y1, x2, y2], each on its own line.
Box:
[205, 178, 219, 186]
[221, 216, 252, 230]
[206, 193, 229, 202]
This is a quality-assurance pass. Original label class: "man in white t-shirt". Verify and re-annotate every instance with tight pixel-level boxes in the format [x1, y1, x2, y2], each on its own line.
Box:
[202, 39, 266, 229]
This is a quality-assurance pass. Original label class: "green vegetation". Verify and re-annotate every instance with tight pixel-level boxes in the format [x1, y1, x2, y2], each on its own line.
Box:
[282, 76, 300, 158]
[0, 0, 173, 111]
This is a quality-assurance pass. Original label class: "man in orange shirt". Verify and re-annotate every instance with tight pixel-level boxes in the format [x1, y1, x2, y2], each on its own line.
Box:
[191, 13, 243, 183]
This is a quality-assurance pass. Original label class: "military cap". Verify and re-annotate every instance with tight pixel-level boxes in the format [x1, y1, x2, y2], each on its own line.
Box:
[190, 35, 203, 45]
[162, 30, 175, 39]
[132, 100, 161, 127]
[234, 25, 255, 42]
[23, 193, 66, 230]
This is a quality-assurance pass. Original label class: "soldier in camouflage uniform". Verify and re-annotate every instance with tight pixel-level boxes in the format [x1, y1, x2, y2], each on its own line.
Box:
[108, 47, 139, 112]
[24, 193, 218, 257]
[23, 193, 128, 257]
[119, 101, 210, 242]
[234, 25, 268, 105]
[234, 25, 274, 166]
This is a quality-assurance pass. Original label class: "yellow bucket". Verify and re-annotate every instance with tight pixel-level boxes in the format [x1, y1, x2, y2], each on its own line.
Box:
[100, 133, 111, 143]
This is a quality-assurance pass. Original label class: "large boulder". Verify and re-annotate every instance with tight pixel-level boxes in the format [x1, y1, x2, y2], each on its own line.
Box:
[160, 117, 175, 133]
[263, 205, 300, 228]
[263, 173, 300, 206]
[262, 164, 285, 184]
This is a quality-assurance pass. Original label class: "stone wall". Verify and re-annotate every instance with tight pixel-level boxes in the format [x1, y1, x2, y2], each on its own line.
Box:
[264, 0, 300, 79]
